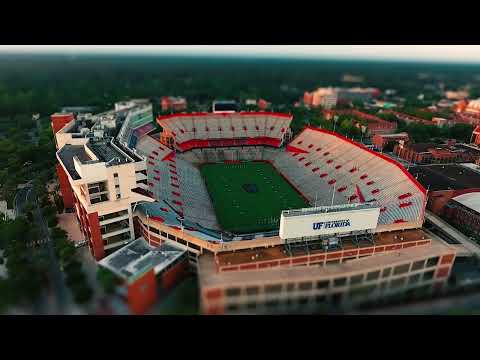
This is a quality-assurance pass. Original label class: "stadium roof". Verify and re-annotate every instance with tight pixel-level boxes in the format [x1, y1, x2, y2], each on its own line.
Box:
[409, 164, 480, 191]
[98, 237, 186, 282]
[452, 192, 480, 214]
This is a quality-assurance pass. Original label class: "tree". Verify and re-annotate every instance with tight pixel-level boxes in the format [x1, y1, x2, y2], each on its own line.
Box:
[97, 267, 118, 295]
[72, 284, 93, 305]
[54, 194, 64, 214]
[47, 215, 58, 228]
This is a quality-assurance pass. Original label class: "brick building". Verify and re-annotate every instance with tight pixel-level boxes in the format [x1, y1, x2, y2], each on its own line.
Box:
[444, 192, 480, 237]
[472, 126, 480, 146]
[372, 133, 409, 151]
[393, 141, 480, 165]
[161, 96, 187, 112]
[99, 238, 188, 314]
[409, 164, 480, 216]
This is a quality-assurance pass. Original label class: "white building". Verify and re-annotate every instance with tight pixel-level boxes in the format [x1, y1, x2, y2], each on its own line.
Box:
[311, 88, 338, 109]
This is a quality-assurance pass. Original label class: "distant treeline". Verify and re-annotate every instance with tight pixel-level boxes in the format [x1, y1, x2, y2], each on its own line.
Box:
[1, 55, 480, 120]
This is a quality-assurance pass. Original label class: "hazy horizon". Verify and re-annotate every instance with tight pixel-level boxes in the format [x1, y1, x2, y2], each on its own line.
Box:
[1, 45, 480, 64]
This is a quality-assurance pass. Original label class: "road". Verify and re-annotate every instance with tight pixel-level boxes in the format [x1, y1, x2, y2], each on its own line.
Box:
[14, 185, 32, 217]
[26, 187, 71, 314]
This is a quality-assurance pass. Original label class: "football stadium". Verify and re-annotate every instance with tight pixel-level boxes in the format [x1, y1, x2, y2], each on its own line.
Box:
[55, 102, 453, 315]
[133, 111, 426, 242]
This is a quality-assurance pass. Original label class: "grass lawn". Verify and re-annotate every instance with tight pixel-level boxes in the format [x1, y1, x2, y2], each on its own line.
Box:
[200, 161, 309, 233]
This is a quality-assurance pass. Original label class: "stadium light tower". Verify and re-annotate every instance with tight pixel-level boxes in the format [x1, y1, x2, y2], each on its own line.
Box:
[330, 182, 336, 206]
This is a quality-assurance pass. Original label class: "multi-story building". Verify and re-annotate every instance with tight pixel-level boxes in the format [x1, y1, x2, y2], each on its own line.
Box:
[393, 141, 480, 165]
[372, 133, 409, 151]
[198, 230, 455, 314]
[472, 126, 480, 146]
[161, 96, 187, 112]
[99, 238, 188, 314]
[53, 101, 156, 260]
[465, 98, 480, 114]
[444, 192, 480, 237]
[409, 164, 480, 216]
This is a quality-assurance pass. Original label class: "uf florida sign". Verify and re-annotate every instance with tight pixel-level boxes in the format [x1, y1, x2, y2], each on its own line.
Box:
[279, 205, 380, 240]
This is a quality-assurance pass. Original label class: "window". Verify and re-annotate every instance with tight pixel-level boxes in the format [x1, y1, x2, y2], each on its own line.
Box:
[114, 173, 119, 178]
[227, 304, 239, 312]
[115, 184, 120, 188]
[411, 260, 425, 271]
[426, 257, 439, 268]
[266, 300, 279, 307]
[116, 194, 121, 199]
[366, 270, 380, 281]
[350, 274, 364, 286]
[176, 238, 187, 246]
[390, 278, 406, 289]
[161, 231, 167, 238]
[409, 273, 421, 285]
[265, 284, 282, 294]
[316, 280, 329, 289]
[315, 295, 326, 303]
[298, 282, 312, 291]
[188, 242, 201, 251]
[379, 282, 388, 292]
[150, 227, 160, 235]
[393, 264, 410, 276]
[333, 277, 347, 287]
[286, 283, 295, 292]
[327, 259, 341, 265]
[298, 297, 309, 305]
[246, 287, 259, 295]
[423, 270, 435, 281]
[382, 268, 392, 278]
[247, 302, 256, 310]
[226, 288, 241, 297]
[167, 234, 175, 241]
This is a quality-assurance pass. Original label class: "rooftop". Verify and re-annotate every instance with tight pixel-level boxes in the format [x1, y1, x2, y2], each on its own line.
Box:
[216, 228, 429, 267]
[88, 142, 131, 166]
[452, 192, 480, 214]
[99, 237, 186, 282]
[282, 203, 378, 218]
[409, 164, 480, 191]
[199, 237, 454, 289]
[57, 145, 92, 180]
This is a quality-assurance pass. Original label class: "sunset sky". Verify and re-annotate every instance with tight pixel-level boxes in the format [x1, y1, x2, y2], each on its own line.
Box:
[1, 45, 479, 63]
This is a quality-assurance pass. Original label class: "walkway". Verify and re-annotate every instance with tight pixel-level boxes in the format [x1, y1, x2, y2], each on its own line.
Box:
[425, 211, 480, 257]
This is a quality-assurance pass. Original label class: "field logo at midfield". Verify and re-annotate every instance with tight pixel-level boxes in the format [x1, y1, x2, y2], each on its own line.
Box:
[312, 219, 351, 230]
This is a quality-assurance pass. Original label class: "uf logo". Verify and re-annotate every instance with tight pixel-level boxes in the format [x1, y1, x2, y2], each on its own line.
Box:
[313, 222, 324, 230]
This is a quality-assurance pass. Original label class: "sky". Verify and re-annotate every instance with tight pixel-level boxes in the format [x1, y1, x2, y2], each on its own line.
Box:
[1, 45, 480, 63]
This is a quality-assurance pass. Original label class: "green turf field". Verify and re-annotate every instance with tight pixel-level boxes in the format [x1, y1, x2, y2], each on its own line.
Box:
[200, 161, 310, 234]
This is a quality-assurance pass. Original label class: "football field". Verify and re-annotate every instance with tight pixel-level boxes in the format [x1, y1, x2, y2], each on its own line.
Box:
[200, 161, 309, 234]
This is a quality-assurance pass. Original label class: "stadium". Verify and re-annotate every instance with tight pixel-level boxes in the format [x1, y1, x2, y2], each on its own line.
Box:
[132, 111, 427, 246]
[55, 102, 449, 315]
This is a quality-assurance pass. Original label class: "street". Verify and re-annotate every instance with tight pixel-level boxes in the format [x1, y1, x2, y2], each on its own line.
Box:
[26, 186, 72, 314]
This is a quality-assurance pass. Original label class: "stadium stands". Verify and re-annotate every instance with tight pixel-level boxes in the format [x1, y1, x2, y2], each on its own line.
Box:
[156, 112, 292, 152]
[136, 112, 425, 237]
[279, 127, 426, 230]
[118, 107, 156, 149]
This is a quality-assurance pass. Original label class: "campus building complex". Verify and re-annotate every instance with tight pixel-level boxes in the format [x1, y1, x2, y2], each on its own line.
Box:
[53, 99, 457, 314]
